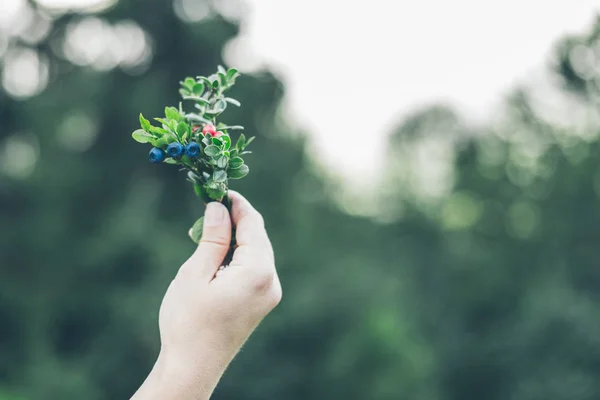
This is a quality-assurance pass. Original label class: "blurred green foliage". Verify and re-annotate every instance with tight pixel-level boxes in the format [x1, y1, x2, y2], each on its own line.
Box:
[2, 1, 600, 399]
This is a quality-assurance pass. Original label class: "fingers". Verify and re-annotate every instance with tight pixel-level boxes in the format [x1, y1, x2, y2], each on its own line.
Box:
[227, 191, 278, 296]
[228, 191, 272, 251]
[227, 191, 274, 268]
[181, 202, 232, 281]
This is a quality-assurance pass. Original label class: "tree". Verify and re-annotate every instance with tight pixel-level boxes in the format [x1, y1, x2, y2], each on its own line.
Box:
[381, 16, 600, 400]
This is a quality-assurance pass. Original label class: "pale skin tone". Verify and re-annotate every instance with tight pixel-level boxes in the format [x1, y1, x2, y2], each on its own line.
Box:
[131, 191, 282, 399]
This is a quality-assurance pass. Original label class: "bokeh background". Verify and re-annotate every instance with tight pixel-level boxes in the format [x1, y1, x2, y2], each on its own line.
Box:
[2, 0, 600, 399]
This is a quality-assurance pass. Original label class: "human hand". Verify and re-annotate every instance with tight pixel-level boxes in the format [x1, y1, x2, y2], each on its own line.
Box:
[132, 191, 281, 399]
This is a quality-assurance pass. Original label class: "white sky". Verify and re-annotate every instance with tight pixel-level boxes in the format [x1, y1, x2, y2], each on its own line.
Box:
[232, 0, 600, 181]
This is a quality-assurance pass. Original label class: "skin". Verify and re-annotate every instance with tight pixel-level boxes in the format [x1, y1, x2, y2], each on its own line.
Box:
[131, 191, 282, 399]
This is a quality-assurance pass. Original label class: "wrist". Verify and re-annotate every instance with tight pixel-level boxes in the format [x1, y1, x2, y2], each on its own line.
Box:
[135, 344, 234, 400]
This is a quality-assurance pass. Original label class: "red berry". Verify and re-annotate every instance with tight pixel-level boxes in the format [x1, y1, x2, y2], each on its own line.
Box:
[192, 125, 201, 133]
[202, 124, 217, 136]
[215, 131, 224, 137]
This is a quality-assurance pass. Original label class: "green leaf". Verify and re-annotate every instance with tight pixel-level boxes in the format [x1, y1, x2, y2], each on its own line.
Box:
[132, 129, 154, 144]
[236, 133, 246, 151]
[204, 180, 226, 200]
[186, 114, 212, 124]
[211, 79, 220, 90]
[245, 136, 255, 148]
[205, 100, 227, 115]
[222, 135, 231, 150]
[218, 72, 227, 87]
[223, 150, 230, 157]
[164, 157, 178, 164]
[229, 156, 243, 169]
[189, 216, 204, 244]
[139, 113, 152, 133]
[192, 82, 204, 95]
[180, 154, 192, 165]
[184, 77, 195, 90]
[222, 125, 244, 130]
[226, 68, 239, 81]
[217, 99, 227, 112]
[165, 106, 180, 121]
[204, 145, 220, 157]
[187, 171, 202, 183]
[154, 137, 170, 148]
[162, 133, 178, 144]
[197, 76, 212, 87]
[216, 156, 228, 168]
[224, 97, 241, 107]
[179, 88, 191, 97]
[183, 95, 210, 105]
[213, 170, 227, 183]
[193, 183, 210, 202]
[228, 164, 249, 179]
[217, 65, 227, 75]
[229, 156, 244, 169]
[147, 126, 166, 137]
[212, 136, 224, 145]
[194, 104, 206, 115]
[230, 148, 239, 157]
[176, 121, 188, 138]
[206, 188, 226, 201]
[154, 117, 169, 126]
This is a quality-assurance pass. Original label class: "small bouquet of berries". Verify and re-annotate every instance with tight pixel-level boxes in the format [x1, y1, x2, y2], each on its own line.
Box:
[131, 66, 253, 245]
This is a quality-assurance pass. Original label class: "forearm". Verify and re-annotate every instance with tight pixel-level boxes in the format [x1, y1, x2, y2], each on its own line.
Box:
[131, 347, 235, 400]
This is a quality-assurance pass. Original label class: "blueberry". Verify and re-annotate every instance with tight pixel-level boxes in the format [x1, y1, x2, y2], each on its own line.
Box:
[185, 142, 200, 158]
[149, 147, 166, 163]
[167, 142, 184, 159]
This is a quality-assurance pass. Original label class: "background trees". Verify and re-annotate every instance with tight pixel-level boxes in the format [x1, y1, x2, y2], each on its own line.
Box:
[1, 1, 600, 399]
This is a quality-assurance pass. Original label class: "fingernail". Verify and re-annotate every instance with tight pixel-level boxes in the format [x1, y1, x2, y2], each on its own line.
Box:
[204, 202, 227, 226]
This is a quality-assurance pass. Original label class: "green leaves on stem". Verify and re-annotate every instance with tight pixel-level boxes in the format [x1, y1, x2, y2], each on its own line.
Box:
[131, 129, 154, 144]
[131, 65, 252, 243]
[229, 164, 249, 179]
[229, 156, 244, 169]
[203, 145, 219, 157]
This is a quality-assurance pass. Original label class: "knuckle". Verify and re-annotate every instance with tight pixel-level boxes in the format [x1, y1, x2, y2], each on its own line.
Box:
[199, 234, 230, 247]
[267, 283, 282, 309]
[249, 266, 275, 293]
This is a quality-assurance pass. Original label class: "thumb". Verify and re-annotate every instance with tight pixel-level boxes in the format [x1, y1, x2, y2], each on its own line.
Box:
[189, 202, 232, 280]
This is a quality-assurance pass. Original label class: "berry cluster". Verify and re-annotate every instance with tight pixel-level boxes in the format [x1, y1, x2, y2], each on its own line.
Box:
[130, 66, 254, 243]
[148, 125, 219, 163]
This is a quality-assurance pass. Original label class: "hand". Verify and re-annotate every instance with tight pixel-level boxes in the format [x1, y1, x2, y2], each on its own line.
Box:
[132, 191, 282, 400]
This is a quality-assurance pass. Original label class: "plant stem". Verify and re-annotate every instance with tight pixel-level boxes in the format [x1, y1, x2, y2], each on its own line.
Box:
[221, 192, 236, 265]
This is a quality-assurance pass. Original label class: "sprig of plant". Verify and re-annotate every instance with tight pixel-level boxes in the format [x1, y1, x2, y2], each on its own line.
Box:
[131, 66, 254, 245]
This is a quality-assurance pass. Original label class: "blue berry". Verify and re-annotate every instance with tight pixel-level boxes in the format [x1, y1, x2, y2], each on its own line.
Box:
[185, 142, 200, 158]
[167, 142, 184, 159]
[149, 147, 166, 163]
